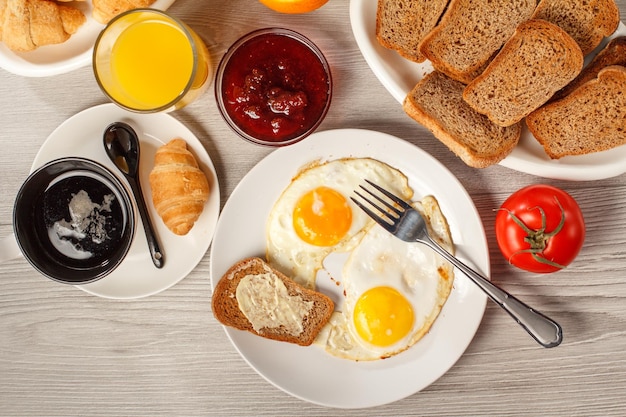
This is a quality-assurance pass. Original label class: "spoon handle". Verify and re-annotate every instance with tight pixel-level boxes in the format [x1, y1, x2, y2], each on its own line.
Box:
[128, 176, 164, 268]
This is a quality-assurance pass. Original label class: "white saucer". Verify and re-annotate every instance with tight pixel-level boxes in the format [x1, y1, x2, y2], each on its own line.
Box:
[32, 103, 220, 299]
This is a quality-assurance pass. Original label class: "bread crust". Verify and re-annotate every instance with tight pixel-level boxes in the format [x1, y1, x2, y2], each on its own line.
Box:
[532, 0, 620, 56]
[526, 65, 626, 159]
[551, 36, 626, 102]
[418, 0, 537, 84]
[211, 257, 334, 346]
[375, 0, 449, 63]
[463, 19, 584, 127]
[403, 71, 521, 168]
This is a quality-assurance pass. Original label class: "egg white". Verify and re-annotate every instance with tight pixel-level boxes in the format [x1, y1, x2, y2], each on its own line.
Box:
[266, 158, 412, 289]
[315, 196, 455, 361]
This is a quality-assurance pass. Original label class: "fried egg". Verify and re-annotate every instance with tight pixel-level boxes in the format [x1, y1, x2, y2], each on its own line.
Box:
[266, 158, 412, 289]
[314, 196, 455, 360]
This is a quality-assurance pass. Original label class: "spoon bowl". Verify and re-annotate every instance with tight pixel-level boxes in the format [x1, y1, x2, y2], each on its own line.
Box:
[104, 124, 138, 176]
[103, 122, 164, 268]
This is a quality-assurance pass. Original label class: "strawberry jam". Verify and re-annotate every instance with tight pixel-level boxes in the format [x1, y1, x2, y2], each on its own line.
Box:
[217, 29, 332, 145]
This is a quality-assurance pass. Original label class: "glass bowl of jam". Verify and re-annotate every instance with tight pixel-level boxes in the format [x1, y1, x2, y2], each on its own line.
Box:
[215, 28, 332, 146]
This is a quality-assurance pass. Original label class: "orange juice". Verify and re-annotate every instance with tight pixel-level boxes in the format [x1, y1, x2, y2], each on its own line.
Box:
[111, 20, 193, 109]
[94, 9, 211, 112]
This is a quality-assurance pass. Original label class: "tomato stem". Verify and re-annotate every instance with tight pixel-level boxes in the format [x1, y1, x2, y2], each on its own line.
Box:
[500, 197, 567, 269]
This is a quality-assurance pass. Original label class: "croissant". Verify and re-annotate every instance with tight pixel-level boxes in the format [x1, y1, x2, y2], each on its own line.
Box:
[1, 0, 85, 52]
[149, 138, 210, 236]
[91, 0, 156, 24]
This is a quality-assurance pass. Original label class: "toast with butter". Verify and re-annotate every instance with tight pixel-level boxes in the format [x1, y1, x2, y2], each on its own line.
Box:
[211, 257, 334, 346]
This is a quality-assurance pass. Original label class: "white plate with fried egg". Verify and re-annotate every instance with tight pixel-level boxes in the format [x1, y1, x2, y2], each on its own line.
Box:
[209, 129, 489, 408]
[349, 0, 626, 181]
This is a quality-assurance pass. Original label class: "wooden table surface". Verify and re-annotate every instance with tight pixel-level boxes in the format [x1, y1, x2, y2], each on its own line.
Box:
[2, 1, 626, 415]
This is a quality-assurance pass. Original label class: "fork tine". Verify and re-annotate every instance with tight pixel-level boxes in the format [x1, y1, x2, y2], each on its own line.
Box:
[357, 186, 403, 217]
[364, 179, 412, 210]
[350, 195, 393, 227]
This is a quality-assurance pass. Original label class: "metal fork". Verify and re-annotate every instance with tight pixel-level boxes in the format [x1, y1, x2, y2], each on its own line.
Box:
[352, 180, 563, 348]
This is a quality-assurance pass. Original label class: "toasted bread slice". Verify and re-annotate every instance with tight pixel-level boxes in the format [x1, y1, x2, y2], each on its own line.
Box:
[526, 65, 626, 159]
[375, 0, 450, 63]
[403, 71, 521, 168]
[418, 0, 537, 84]
[211, 257, 334, 346]
[463, 19, 584, 127]
[551, 36, 626, 102]
[531, 0, 620, 56]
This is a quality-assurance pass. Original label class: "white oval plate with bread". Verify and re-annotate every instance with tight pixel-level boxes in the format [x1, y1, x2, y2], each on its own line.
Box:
[209, 129, 488, 408]
[350, 0, 626, 181]
[0, 0, 175, 77]
[31, 103, 220, 299]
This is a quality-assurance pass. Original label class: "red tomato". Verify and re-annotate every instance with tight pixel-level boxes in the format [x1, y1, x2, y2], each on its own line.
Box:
[495, 184, 585, 273]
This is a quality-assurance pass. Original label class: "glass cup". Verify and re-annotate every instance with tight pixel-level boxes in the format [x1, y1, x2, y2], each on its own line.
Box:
[93, 9, 211, 113]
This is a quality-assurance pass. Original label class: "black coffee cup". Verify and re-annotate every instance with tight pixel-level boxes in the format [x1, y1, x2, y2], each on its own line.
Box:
[11, 157, 135, 284]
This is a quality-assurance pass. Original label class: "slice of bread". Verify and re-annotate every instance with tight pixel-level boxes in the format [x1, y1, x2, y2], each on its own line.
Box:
[211, 257, 334, 346]
[551, 36, 626, 102]
[531, 0, 620, 56]
[526, 65, 626, 159]
[403, 70, 521, 168]
[375, 0, 450, 63]
[418, 0, 537, 84]
[463, 19, 584, 127]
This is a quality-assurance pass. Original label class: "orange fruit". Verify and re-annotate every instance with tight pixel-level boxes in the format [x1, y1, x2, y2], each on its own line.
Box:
[259, 0, 329, 14]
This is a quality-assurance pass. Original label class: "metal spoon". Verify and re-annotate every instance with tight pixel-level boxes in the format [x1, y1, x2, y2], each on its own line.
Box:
[103, 122, 164, 268]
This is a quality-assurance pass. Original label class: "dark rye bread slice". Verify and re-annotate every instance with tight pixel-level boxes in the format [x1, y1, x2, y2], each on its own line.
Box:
[463, 19, 584, 127]
[211, 257, 334, 346]
[531, 0, 620, 56]
[418, 0, 537, 84]
[403, 70, 521, 168]
[526, 65, 626, 159]
[551, 36, 626, 102]
[376, 0, 450, 63]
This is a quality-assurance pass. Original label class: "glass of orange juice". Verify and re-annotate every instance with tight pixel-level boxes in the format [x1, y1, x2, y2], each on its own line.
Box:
[93, 9, 210, 113]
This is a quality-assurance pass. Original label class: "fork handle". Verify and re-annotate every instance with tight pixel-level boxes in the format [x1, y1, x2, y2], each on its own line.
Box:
[427, 240, 563, 348]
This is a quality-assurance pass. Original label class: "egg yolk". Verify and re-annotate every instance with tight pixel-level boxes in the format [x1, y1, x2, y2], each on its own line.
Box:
[353, 286, 415, 347]
[293, 187, 352, 246]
